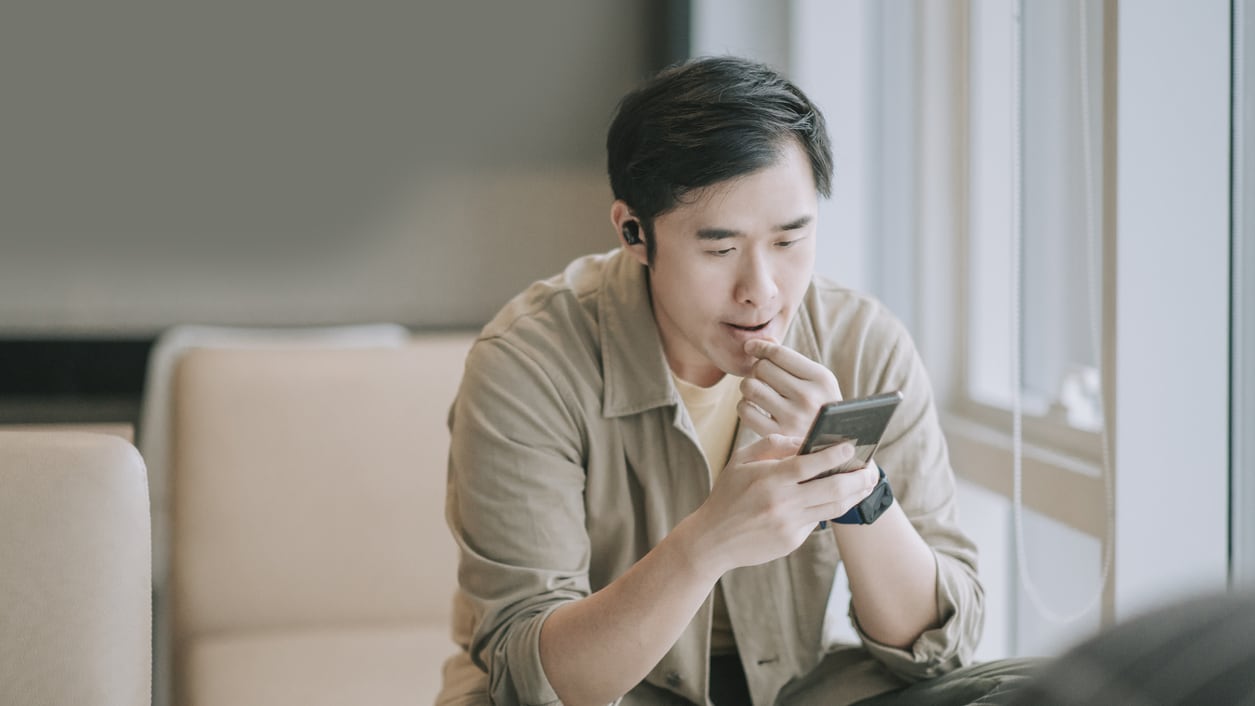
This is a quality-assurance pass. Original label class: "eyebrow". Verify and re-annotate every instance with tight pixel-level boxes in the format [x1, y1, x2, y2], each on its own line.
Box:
[695, 215, 813, 241]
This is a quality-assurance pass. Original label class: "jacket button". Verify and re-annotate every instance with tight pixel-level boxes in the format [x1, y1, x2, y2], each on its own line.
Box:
[665, 671, 683, 688]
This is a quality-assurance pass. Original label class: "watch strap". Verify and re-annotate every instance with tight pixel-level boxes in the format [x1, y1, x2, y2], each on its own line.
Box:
[832, 467, 892, 525]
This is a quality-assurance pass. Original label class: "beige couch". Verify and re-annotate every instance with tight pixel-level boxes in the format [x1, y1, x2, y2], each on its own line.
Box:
[0, 431, 152, 706]
[156, 334, 474, 706]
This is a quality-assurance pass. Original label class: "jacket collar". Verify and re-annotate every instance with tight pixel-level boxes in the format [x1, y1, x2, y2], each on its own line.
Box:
[598, 249, 825, 420]
[599, 250, 677, 417]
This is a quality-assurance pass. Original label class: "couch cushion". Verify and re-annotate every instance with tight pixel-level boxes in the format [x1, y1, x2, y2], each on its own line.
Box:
[184, 625, 455, 706]
[172, 337, 473, 637]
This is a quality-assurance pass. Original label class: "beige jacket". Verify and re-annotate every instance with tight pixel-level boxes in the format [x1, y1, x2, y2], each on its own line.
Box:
[438, 250, 982, 706]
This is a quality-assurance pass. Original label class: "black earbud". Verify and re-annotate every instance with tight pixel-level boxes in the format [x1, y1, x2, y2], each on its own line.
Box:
[622, 220, 641, 246]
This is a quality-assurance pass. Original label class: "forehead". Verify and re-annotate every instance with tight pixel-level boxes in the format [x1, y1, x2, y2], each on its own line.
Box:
[658, 141, 818, 232]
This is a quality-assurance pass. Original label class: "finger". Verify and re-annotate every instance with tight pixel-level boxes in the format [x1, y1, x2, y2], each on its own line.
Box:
[744, 339, 835, 385]
[731, 433, 803, 464]
[799, 464, 879, 512]
[739, 377, 812, 435]
[785, 442, 858, 483]
[738, 376, 790, 421]
[747, 356, 811, 401]
[736, 398, 780, 439]
[803, 499, 862, 526]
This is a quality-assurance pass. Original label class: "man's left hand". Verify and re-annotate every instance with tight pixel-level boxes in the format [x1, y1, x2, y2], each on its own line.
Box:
[738, 338, 843, 439]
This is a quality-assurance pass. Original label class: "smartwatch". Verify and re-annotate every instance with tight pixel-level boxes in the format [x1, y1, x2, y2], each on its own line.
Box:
[831, 467, 894, 526]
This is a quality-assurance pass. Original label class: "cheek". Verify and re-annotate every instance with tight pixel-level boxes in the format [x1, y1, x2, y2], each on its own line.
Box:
[782, 257, 814, 296]
[786, 269, 811, 298]
[658, 271, 718, 322]
[680, 271, 729, 306]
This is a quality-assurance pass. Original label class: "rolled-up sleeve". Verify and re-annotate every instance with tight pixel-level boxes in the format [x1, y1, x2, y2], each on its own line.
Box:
[848, 315, 984, 682]
[447, 336, 591, 705]
[850, 549, 984, 681]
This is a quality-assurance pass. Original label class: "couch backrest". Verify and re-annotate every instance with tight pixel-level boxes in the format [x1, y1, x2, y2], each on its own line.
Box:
[0, 431, 152, 706]
[170, 336, 474, 640]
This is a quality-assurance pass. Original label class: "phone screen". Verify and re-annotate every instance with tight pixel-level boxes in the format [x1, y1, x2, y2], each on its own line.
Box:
[799, 391, 903, 480]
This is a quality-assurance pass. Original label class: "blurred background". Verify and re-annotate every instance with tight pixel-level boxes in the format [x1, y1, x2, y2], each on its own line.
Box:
[1, 0, 1252, 673]
[0, 0, 680, 424]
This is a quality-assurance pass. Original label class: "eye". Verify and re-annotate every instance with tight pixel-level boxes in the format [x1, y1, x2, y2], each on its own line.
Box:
[708, 247, 735, 257]
[775, 239, 801, 249]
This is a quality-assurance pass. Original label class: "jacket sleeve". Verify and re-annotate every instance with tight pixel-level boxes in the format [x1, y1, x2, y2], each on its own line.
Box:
[446, 335, 592, 705]
[846, 313, 985, 682]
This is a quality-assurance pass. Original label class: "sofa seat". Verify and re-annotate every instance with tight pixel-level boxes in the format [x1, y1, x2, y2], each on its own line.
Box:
[184, 625, 454, 706]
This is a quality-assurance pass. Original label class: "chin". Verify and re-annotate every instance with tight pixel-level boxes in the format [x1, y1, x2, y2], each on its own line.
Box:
[719, 351, 756, 378]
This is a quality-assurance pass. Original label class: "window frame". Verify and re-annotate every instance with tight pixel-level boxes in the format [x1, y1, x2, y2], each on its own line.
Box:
[956, 0, 1109, 468]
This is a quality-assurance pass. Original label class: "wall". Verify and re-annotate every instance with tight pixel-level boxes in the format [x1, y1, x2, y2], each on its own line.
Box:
[0, 0, 661, 335]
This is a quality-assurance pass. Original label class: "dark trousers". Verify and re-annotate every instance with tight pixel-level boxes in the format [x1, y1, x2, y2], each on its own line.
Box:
[709, 652, 1039, 706]
[846, 658, 1039, 706]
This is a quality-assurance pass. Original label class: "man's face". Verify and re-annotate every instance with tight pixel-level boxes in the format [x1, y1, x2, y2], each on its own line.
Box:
[636, 140, 819, 387]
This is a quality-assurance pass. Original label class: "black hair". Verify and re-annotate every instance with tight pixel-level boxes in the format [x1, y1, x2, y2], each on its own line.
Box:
[606, 56, 834, 262]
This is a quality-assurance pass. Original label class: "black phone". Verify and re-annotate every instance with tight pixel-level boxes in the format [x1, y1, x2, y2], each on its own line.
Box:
[798, 390, 903, 481]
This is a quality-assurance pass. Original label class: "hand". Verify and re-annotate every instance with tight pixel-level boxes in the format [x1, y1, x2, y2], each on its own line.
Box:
[687, 436, 880, 574]
[738, 338, 843, 439]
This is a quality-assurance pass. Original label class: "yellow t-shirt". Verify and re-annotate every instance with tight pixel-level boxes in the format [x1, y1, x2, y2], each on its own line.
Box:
[673, 372, 742, 479]
[673, 372, 742, 656]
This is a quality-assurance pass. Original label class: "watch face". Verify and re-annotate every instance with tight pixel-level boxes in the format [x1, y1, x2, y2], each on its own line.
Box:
[859, 481, 894, 524]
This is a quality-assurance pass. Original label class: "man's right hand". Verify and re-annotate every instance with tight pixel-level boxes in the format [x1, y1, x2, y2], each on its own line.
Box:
[682, 435, 879, 574]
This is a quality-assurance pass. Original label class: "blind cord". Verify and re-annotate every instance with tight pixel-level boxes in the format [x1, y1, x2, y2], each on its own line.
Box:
[1010, 0, 1114, 625]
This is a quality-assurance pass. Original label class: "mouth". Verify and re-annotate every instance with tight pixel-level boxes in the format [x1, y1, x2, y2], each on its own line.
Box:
[725, 319, 772, 333]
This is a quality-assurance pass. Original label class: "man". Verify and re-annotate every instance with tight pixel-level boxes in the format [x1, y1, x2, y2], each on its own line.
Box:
[438, 57, 1031, 705]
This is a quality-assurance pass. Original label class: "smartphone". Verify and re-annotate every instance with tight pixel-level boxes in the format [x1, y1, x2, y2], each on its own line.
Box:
[798, 390, 903, 481]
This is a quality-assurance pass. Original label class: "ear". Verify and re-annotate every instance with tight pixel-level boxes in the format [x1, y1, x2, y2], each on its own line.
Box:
[610, 200, 649, 266]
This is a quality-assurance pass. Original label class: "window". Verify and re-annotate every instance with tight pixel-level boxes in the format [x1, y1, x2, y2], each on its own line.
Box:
[954, 0, 1231, 642]
[965, 0, 1107, 459]
[958, 0, 1113, 654]
[693, 0, 1233, 655]
[1234, 0, 1255, 589]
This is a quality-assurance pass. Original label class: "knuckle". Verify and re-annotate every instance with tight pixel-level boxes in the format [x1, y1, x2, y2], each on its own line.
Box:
[766, 433, 792, 449]
[763, 492, 785, 514]
[865, 467, 879, 487]
[765, 499, 792, 527]
[771, 517, 794, 537]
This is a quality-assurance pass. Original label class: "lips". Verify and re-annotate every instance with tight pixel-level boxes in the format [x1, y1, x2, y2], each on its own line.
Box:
[728, 321, 770, 332]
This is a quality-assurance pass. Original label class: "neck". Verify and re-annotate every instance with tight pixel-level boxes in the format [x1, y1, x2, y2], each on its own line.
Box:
[666, 355, 725, 388]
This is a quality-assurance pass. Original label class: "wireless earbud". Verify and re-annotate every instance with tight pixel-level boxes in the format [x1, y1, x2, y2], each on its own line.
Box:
[622, 220, 642, 246]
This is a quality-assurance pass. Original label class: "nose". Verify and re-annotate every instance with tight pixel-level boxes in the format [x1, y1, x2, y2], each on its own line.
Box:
[733, 250, 779, 306]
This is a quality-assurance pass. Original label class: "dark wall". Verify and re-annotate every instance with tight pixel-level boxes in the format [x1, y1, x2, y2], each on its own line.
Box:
[1, 0, 670, 335]
[0, 0, 687, 423]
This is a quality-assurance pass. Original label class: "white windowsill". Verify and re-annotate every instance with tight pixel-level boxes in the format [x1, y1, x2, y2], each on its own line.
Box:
[941, 411, 1107, 541]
